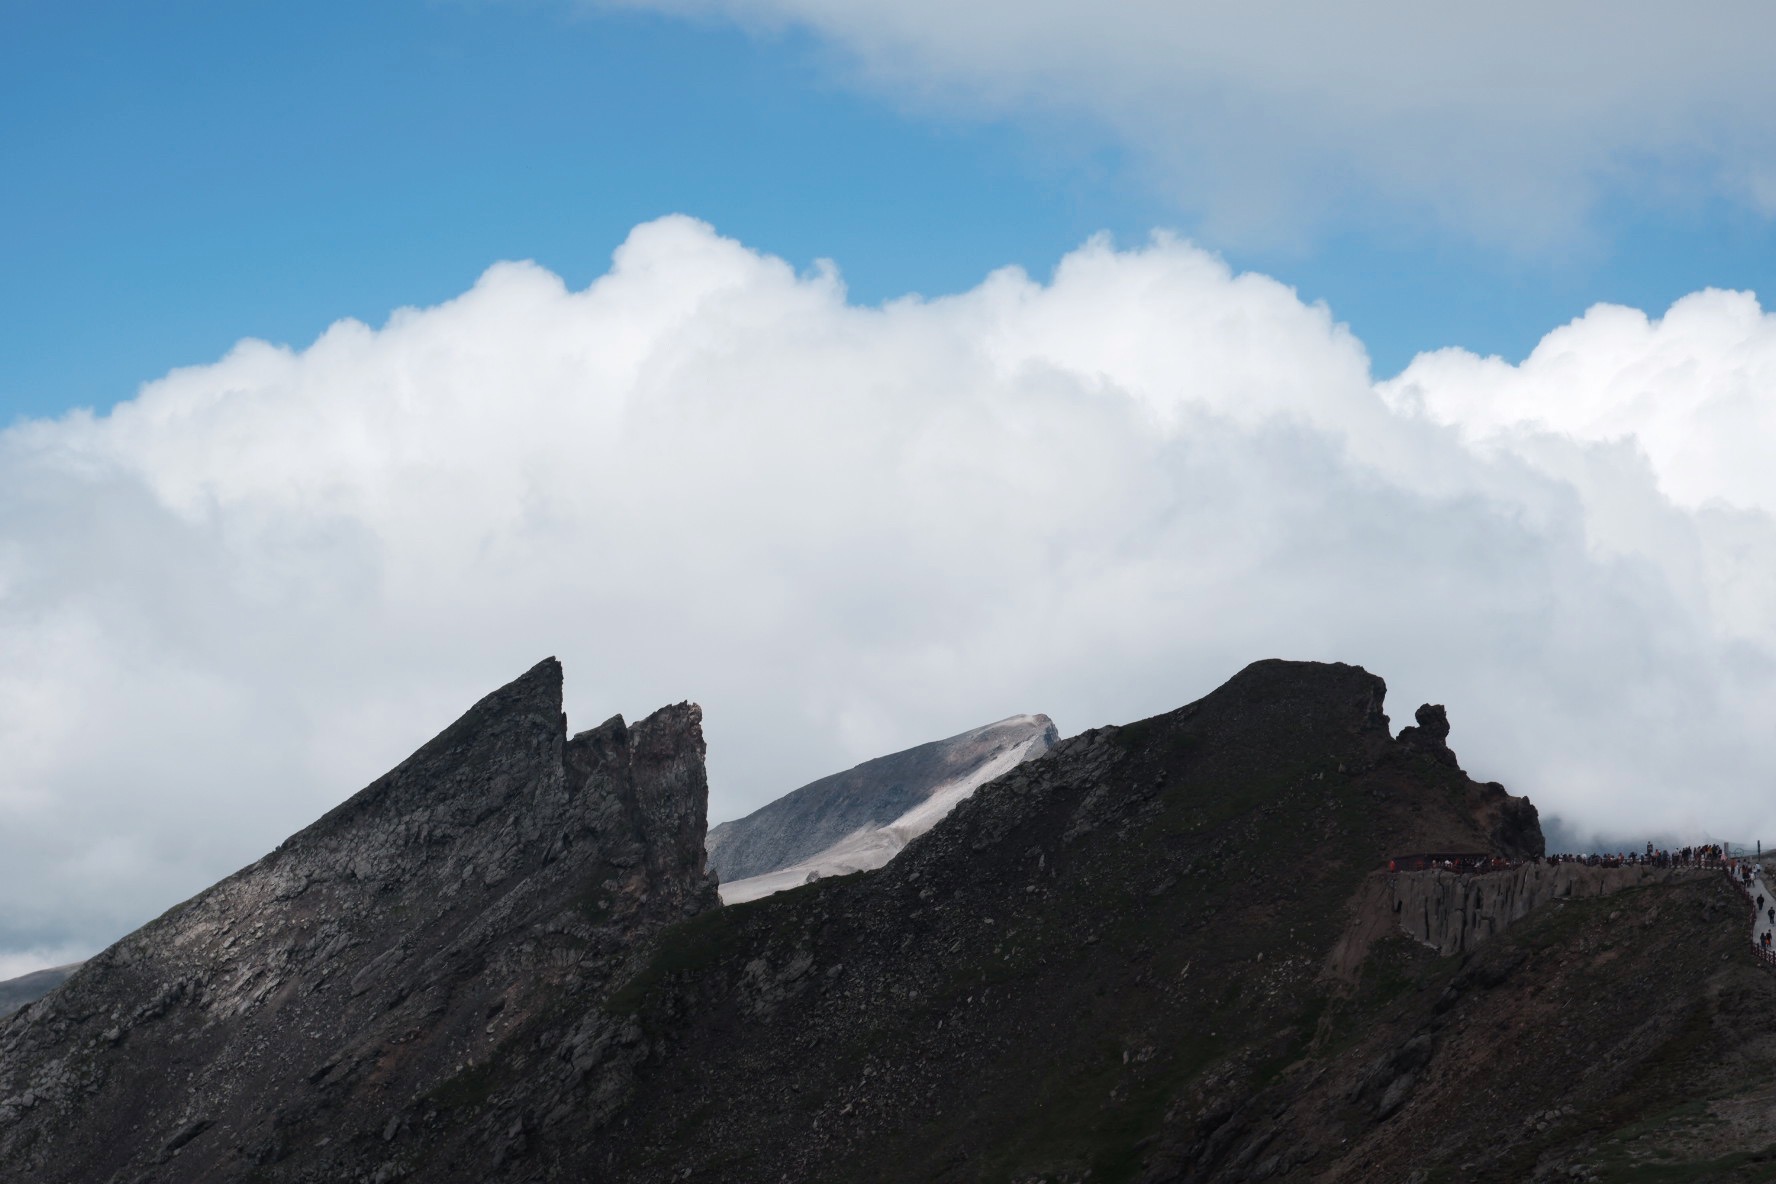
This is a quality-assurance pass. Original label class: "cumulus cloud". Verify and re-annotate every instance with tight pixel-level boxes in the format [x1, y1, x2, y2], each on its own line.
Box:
[588, 0, 1776, 244]
[1384, 290, 1776, 514]
[3, 215, 1775, 969]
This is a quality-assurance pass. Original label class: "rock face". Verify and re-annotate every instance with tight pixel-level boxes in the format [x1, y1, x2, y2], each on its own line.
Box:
[707, 713, 1058, 903]
[1392, 861, 1703, 956]
[0, 658, 716, 1184]
[0, 965, 81, 1020]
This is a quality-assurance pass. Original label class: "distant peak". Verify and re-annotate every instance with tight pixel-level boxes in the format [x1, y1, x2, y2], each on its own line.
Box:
[977, 713, 1053, 732]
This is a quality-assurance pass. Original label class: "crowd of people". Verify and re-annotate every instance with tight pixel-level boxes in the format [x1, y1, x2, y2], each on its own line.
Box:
[1538, 844, 1724, 869]
[1387, 844, 1727, 875]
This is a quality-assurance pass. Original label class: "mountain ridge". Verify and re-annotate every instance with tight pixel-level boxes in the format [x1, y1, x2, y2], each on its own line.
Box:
[7, 657, 1774, 1182]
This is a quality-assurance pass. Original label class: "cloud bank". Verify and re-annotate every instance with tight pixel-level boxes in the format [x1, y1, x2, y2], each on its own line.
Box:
[4, 215, 1776, 966]
[594, 0, 1776, 243]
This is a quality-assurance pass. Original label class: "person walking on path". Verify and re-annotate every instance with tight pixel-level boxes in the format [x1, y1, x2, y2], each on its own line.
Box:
[1752, 865, 1774, 957]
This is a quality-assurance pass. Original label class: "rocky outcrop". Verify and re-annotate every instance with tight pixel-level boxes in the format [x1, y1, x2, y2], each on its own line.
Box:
[1397, 702, 1457, 767]
[708, 713, 1058, 902]
[0, 965, 81, 1020]
[0, 658, 716, 1184]
[1478, 781, 1545, 859]
[1378, 698, 1544, 861]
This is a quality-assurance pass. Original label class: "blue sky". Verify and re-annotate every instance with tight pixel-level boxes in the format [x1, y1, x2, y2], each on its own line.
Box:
[6, 0, 1772, 422]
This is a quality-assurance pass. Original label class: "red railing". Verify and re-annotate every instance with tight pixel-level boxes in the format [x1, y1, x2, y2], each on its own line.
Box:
[1724, 865, 1776, 969]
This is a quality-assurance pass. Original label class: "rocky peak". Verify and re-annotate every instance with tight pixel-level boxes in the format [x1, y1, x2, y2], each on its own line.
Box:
[0, 659, 716, 1184]
[1409, 702, 1451, 742]
[1396, 701, 1458, 767]
[568, 701, 715, 920]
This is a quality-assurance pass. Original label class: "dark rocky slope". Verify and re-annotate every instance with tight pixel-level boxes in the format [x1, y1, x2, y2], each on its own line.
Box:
[7, 658, 1774, 1183]
[0, 657, 716, 1184]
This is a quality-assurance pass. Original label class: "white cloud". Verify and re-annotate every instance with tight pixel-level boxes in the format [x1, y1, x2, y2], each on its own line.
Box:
[1384, 290, 1776, 513]
[3, 215, 1775, 969]
[589, 0, 1776, 244]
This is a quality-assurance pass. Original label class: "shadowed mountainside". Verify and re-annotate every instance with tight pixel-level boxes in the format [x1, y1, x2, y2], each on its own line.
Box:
[7, 658, 1776, 1183]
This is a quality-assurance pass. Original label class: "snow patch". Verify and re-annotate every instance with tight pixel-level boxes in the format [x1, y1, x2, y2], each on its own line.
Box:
[718, 729, 1050, 904]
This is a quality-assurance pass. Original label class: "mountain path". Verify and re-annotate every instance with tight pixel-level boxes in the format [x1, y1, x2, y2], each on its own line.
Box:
[1727, 862, 1776, 968]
